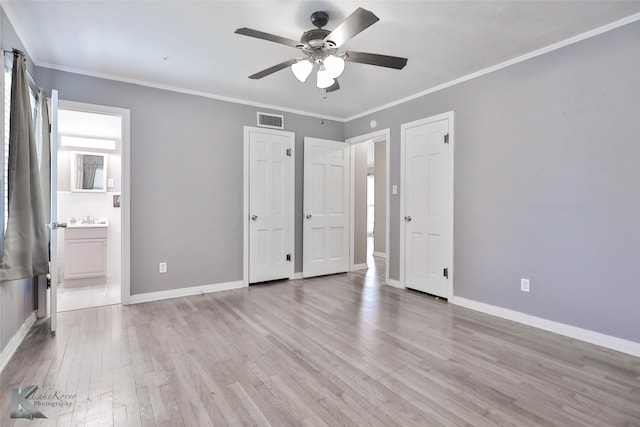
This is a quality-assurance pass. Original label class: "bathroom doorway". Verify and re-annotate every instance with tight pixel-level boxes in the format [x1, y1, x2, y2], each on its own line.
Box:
[55, 101, 126, 312]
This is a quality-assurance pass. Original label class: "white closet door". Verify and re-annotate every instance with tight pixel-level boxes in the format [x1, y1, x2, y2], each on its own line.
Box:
[303, 137, 350, 278]
[248, 129, 294, 283]
[402, 115, 452, 298]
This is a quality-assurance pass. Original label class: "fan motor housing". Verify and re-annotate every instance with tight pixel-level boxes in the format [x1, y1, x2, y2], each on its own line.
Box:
[301, 28, 330, 45]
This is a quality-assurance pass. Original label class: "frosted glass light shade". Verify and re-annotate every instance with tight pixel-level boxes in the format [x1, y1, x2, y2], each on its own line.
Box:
[324, 55, 345, 78]
[291, 60, 313, 82]
[316, 68, 335, 89]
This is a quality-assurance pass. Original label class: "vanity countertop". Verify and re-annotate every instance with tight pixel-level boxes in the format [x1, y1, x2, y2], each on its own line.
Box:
[67, 221, 109, 229]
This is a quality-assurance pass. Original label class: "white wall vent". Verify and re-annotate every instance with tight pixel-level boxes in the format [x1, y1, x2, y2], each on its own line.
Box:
[257, 112, 284, 129]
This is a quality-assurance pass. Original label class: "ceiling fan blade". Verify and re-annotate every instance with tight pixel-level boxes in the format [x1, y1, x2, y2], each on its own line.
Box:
[344, 51, 408, 70]
[235, 28, 301, 48]
[248, 59, 298, 79]
[326, 7, 379, 47]
[326, 80, 340, 93]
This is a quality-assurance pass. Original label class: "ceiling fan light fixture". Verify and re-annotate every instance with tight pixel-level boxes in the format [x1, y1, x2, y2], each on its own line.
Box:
[291, 59, 313, 82]
[316, 65, 335, 89]
[324, 54, 345, 78]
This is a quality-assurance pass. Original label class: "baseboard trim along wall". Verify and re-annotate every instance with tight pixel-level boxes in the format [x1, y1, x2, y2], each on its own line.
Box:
[129, 281, 245, 304]
[0, 311, 37, 374]
[373, 252, 386, 258]
[289, 272, 304, 280]
[387, 279, 404, 289]
[452, 296, 640, 358]
[352, 263, 368, 271]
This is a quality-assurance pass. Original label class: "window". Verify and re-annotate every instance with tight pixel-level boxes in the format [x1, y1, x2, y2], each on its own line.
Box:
[367, 174, 375, 236]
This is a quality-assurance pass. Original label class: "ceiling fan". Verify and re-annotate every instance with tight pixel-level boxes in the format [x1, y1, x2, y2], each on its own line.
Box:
[235, 7, 408, 93]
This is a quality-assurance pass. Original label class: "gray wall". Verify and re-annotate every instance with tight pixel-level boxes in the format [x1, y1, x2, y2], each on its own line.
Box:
[374, 140, 386, 254]
[34, 68, 343, 295]
[353, 142, 368, 265]
[0, 8, 37, 355]
[345, 21, 640, 342]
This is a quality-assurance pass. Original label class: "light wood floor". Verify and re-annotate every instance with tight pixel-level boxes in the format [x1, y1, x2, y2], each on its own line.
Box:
[2, 259, 639, 426]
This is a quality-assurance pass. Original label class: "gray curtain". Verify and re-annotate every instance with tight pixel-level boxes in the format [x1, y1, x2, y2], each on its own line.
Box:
[0, 51, 49, 281]
[82, 157, 98, 189]
[36, 90, 51, 248]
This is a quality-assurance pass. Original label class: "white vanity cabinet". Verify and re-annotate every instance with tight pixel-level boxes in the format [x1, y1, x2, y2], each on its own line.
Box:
[64, 225, 108, 284]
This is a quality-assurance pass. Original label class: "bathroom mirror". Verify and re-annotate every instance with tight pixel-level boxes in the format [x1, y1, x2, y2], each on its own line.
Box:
[71, 151, 107, 192]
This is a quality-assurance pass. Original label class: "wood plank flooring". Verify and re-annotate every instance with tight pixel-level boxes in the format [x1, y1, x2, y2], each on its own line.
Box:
[1, 260, 639, 426]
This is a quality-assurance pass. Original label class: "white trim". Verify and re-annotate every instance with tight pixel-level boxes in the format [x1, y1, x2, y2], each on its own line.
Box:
[0, 1, 36, 61]
[349, 144, 355, 272]
[344, 12, 640, 122]
[129, 281, 245, 304]
[372, 252, 386, 258]
[400, 112, 455, 301]
[243, 126, 295, 286]
[346, 128, 391, 286]
[452, 297, 640, 358]
[0, 311, 36, 373]
[58, 100, 132, 305]
[37, 62, 345, 123]
[387, 279, 404, 289]
[289, 272, 303, 280]
[352, 263, 368, 271]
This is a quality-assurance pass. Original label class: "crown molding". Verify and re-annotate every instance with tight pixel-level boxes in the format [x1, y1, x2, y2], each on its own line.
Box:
[344, 12, 640, 122]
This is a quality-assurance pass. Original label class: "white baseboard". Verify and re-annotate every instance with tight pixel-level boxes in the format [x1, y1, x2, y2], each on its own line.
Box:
[387, 279, 404, 289]
[0, 311, 37, 373]
[373, 252, 386, 258]
[452, 297, 640, 358]
[289, 272, 303, 280]
[129, 281, 245, 304]
[352, 263, 368, 271]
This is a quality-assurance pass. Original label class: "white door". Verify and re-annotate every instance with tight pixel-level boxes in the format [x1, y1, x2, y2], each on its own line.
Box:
[248, 128, 294, 283]
[303, 137, 350, 277]
[401, 113, 453, 299]
[49, 89, 59, 332]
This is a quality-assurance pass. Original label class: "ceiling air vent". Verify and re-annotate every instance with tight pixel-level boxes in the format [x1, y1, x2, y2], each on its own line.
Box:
[257, 112, 284, 130]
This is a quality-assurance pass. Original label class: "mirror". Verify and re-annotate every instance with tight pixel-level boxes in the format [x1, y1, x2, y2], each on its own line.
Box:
[71, 151, 107, 192]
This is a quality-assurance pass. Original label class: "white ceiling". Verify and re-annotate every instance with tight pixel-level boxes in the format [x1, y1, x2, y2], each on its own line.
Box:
[5, 1, 640, 120]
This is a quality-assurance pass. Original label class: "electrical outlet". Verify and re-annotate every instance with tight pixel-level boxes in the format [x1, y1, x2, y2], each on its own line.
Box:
[159, 262, 167, 273]
[521, 278, 530, 293]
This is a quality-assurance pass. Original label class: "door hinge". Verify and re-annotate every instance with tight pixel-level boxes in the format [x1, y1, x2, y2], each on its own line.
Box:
[47, 276, 51, 289]
[49, 123, 52, 133]
[443, 268, 449, 279]
[286, 148, 292, 157]
[286, 253, 291, 261]
[444, 133, 449, 144]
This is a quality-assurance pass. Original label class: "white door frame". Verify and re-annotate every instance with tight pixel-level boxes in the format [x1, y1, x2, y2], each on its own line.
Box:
[57, 100, 131, 305]
[243, 126, 295, 285]
[400, 111, 455, 301]
[346, 128, 391, 286]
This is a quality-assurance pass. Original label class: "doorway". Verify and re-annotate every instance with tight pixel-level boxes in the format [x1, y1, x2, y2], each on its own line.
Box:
[347, 128, 390, 284]
[55, 101, 129, 311]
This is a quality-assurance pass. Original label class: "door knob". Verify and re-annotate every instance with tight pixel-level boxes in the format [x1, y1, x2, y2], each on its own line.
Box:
[404, 216, 412, 222]
[305, 214, 312, 219]
[251, 215, 258, 221]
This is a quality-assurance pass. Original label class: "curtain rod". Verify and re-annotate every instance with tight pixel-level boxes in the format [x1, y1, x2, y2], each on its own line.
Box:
[2, 48, 39, 92]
